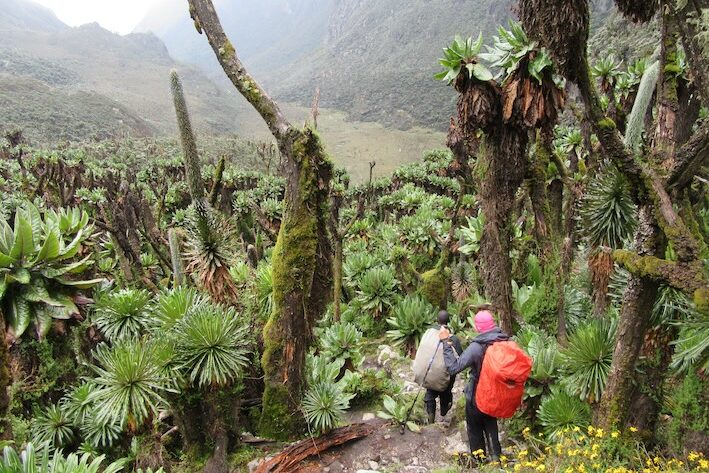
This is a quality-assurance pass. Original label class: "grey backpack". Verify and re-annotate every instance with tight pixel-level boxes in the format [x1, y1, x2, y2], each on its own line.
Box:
[412, 328, 452, 391]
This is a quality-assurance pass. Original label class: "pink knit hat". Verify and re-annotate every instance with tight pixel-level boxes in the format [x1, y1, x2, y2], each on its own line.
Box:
[474, 310, 496, 333]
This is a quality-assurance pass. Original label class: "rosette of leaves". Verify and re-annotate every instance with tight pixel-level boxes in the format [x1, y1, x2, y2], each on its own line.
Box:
[582, 166, 637, 249]
[561, 317, 616, 403]
[89, 339, 174, 430]
[591, 54, 622, 93]
[172, 301, 251, 388]
[320, 321, 364, 369]
[386, 295, 434, 357]
[479, 22, 551, 84]
[30, 403, 75, 451]
[302, 381, 354, 434]
[0, 202, 102, 340]
[434, 33, 493, 84]
[355, 266, 399, 318]
[183, 202, 239, 304]
[479, 21, 564, 128]
[436, 33, 499, 133]
[93, 288, 152, 342]
[538, 387, 591, 440]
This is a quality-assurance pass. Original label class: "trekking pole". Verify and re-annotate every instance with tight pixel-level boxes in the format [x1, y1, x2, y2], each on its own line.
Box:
[401, 340, 442, 435]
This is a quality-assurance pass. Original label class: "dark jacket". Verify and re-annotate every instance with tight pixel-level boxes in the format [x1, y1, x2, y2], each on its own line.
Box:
[442, 327, 509, 404]
[433, 324, 464, 356]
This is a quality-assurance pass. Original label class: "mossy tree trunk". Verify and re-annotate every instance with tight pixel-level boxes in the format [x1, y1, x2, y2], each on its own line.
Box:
[187, 0, 333, 440]
[596, 206, 662, 427]
[479, 129, 529, 335]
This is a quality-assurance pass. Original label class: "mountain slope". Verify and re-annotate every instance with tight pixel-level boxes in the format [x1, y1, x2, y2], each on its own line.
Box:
[136, 0, 516, 130]
[0, 0, 263, 142]
[0, 0, 65, 32]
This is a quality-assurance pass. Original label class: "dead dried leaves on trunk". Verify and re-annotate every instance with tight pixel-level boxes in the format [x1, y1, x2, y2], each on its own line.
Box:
[501, 65, 566, 129]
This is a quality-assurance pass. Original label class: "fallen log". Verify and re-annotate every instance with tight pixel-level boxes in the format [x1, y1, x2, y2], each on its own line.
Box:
[254, 423, 379, 473]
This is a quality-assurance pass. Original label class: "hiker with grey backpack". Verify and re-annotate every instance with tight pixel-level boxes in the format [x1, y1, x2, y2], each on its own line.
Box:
[412, 310, 462, 425]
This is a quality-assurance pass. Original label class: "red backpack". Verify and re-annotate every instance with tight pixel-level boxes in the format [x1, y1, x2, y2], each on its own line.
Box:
[475, 340, 533, 418]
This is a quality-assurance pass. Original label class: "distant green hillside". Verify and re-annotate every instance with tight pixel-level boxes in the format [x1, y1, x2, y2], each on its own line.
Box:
[0, 76, 154, 142]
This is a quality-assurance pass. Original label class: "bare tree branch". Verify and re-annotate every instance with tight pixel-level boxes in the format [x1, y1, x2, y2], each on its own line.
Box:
[188, 0, 292, 143]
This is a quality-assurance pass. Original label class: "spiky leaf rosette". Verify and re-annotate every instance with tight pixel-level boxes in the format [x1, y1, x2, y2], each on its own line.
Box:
[184, 202, 239, 304]
[451, 261, 475, 301]
[538, 387, 591, 440]
[302, 381, 353, 434]
[93, 288, 152, 342]
[30, 403, 75, 450]
[90, 339, 173, 430]
[581, 166, 637, 249]
[561, 317, 616, 403]
[173, 301, 250, 388]
[519, 0, 590, 83]
[614, 0, 659, 23]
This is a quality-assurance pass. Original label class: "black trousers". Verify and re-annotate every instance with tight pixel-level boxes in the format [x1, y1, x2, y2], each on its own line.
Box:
[424, 376, 455, 417]
[465, 401, 501, 459]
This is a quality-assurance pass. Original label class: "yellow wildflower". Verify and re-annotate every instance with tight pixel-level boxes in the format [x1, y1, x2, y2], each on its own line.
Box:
[629, 426, 638, 433]
[523, 426, 531, 435]
[689, 452, 700, 462]
[699, 459, 708, 470]
[595, 428, 605, 438]
[611, 431, 620, 439]
[536, 465, 546, 471]
[573, 426, 581, 432]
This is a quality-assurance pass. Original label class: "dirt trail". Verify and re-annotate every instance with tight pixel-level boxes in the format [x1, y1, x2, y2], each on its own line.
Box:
[295, 418, 467, 472]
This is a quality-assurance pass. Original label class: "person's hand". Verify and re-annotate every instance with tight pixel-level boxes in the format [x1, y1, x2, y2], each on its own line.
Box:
[439, 326, 450, 341]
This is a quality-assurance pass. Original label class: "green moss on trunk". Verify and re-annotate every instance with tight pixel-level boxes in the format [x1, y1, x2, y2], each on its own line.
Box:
[420, 266, 450, 309]
[259, 129, 333, 440]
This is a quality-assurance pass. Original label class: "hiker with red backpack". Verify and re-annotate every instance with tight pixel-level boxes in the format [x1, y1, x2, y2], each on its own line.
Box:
[438, 309, 532, 462]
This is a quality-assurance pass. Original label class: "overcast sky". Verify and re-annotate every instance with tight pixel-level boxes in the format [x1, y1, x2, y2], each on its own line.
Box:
[33, 0, 165, 34]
